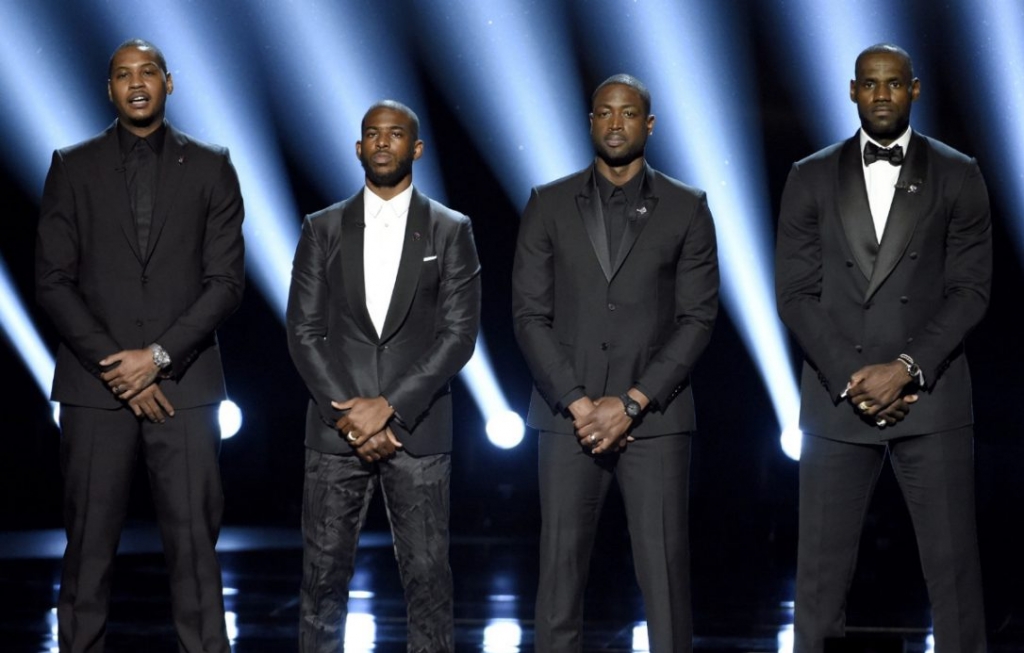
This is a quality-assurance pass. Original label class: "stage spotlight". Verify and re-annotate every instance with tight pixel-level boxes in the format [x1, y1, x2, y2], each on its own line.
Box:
[224, 611, 237, 643]
[344, 612, 376, 652]
[631, 622, 650, 652]
[483, 619, 522, 653]
[219, 400, 243, 440]
[485, 411, 525, 450]
[579, 0, 801, 457]
[0, 257, 54, 397]
[777, 623, 794, 653]
[780, 426, 803, 462]
[462, 339, 525, 449]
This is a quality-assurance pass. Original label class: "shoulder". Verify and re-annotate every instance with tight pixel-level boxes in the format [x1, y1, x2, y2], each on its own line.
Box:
[647, 167, 707, 202]
[420, 192, 472, 228]
[55, 124, 116, 163]
[793, 140, 846, 170]
[306, 193, 357, 226]
[914, 133, 974, 166]
[169, 125, 231, 161]
[531, 167, 591, 198]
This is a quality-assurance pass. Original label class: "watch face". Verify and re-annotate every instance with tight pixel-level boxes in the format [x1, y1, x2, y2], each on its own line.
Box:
[626, 404, 641, 418]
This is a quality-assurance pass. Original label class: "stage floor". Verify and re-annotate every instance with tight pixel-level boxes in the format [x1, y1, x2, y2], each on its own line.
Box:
[2, 526, 1020, 652]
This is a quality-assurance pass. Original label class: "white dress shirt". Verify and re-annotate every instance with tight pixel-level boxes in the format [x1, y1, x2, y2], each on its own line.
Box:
[859, 127, 913, 242]
[363, 185, 413, 337]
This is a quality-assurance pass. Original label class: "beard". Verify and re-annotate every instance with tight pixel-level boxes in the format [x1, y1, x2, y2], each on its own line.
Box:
[592, 134, 645, 168]
[360, 150, 415, 188]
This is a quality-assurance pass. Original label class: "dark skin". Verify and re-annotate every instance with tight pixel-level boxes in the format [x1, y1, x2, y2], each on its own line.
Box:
[329, 106, 425, 457]
[845, 49, 922, 424]
[571, 83, 656, 454]
[99, 45, 176, 420]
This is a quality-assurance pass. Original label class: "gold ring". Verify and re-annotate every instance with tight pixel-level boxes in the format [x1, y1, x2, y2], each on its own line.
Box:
[589, 433, 597, 443]
[857, 401, 870, 412]
[346, 431, 357, 443]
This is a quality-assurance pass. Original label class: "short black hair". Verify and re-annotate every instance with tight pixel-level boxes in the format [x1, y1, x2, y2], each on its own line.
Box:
[361, 100, 421, 141]
[109, 38, 168, 78]
[591, 74, 651, 116]
[855, 43, 915, 80]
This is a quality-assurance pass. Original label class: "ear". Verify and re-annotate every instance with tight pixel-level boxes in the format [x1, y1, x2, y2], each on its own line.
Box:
[412, 140, 424, 161]
[849, 79, 857, 103]
[107, 80, 113, 103]
[165, 72, 174, 96]
[909, 77, 921, 102]
[646, 114, 656, 135]
[355, 140, 363, 161]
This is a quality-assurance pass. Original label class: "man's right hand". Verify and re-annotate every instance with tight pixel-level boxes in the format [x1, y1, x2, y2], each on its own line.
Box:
[874, 394, 919, 427]
[128, 384, 175, 422]
[353, 426, 403, 463]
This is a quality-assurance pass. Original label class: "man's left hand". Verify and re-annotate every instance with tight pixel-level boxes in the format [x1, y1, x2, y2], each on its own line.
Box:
[847, 360, 912, 417]
[332, 396, 395, 445]
[99, 349, 159, 399]
[574, 396, 634, 455]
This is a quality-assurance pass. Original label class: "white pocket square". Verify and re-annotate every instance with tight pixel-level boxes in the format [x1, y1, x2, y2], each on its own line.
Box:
[423, 255, 437, 262]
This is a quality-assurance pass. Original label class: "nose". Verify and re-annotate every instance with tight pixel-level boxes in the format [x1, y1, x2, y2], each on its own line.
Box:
[609, 112, 624, 129]
[873, 85, 891, 102]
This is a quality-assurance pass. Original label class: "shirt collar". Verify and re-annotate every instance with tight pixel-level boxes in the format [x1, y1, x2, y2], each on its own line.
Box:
[594, 164, 646, 206]
[859, 126, 913, 159]
[364, 184, 414, 221]
[117, 120, 167, 160]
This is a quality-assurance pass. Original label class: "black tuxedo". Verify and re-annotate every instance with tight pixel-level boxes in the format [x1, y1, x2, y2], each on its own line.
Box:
[287, 187, 480, 651]
[36, 121, 244, 651]
[776, 132, 990, 652]
[513, 163, 718, 652]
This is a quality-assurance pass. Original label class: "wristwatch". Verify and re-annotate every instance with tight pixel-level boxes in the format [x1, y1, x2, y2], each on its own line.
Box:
[619, 393, 642, 419]
[150, 343, 172, 370]
[897, 353, 920, 379]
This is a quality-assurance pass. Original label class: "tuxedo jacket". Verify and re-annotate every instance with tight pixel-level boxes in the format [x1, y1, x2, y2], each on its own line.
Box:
[512, 162, 719, 437]
[776, 132, 992, 443]
[286, 188, 481, 456]
[36, 121, 245, 410]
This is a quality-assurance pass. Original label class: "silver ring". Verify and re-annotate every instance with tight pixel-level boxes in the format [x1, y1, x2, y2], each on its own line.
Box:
[857, 401, 870, 412]
[589, 433, 597, 443]
[346, 431, 357, 443]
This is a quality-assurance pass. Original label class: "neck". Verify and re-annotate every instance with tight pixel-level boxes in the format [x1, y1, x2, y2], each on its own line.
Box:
[594, 157, 644, 185]
[120, 116, 164, 139]
[366, 175, 412, 201]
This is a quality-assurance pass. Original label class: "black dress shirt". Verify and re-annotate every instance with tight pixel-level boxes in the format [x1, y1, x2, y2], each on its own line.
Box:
[118, 122, 165, 253]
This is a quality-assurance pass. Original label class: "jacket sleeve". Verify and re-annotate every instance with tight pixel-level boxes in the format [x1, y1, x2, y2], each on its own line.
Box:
[511, 188, 583, 411]
[380, 215, 481, 426]
[633, 192, 719, 407]
[35, 150, 122, 376]
[903, 159, 991, 386]
[775, 163, 864, 398]
[155, 151, 245, 377]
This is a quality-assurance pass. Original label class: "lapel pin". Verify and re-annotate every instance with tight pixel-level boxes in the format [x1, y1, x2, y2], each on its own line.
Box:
[636, 206, 647, 215]
[413, 231, 421, 241]
[178, 155, 185, 165]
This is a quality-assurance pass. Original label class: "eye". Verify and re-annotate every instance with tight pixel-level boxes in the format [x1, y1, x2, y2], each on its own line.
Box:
[391, 130, 403, 139]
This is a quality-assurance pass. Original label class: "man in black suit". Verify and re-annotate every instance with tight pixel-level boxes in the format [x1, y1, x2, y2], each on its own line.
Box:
[36, 39, 244, 651]
[776, 44, 990, 653]
[287, 100, 481, 652]
[512, 74, 719, 652]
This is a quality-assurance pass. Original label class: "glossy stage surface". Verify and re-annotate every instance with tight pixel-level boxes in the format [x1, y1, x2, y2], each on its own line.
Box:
[3, 525, 1022, 653]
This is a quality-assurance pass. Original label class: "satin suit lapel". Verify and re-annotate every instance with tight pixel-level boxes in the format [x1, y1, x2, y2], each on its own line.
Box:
[339, 193, 379, 341]
[378, 190, 429, 343]
[865, 133, 928, 300]
[142, 126, 188, 265]
[610, 162, 658, 278]
[575, 170, 614, 281]
[836, 137, 878, 281]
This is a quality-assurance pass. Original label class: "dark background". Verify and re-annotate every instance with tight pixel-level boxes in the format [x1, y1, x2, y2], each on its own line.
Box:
[1, 0, 1021, 631]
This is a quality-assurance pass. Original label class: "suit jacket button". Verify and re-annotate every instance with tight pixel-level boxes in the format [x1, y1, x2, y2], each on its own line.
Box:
[135, 319, 144, 327]
[845, 260, 854, 267]
[900, 296, 909, 304]
[909, 251, 918, 259]
[141, 275, 148, 284]
[600, 342, 609, 350]
[607, 303, 616, 311]
[855, 345, 863, 352]
[863, 302, 872, 310]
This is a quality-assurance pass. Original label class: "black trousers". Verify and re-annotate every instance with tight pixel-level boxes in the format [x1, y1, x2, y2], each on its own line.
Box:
[794, 427, 986, 653]
[535, 431, 692, 653]
[57, 404, 228, 653]
[299, 448, 453, 653]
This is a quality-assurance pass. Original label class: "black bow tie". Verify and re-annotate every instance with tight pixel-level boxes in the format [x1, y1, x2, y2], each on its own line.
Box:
[864, 142, 904, 166]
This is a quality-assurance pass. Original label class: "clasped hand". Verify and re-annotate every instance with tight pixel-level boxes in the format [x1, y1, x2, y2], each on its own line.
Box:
[571, 396, 634, 455]
[847, 360, 918, 427]
[99, 348, 159, 399]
